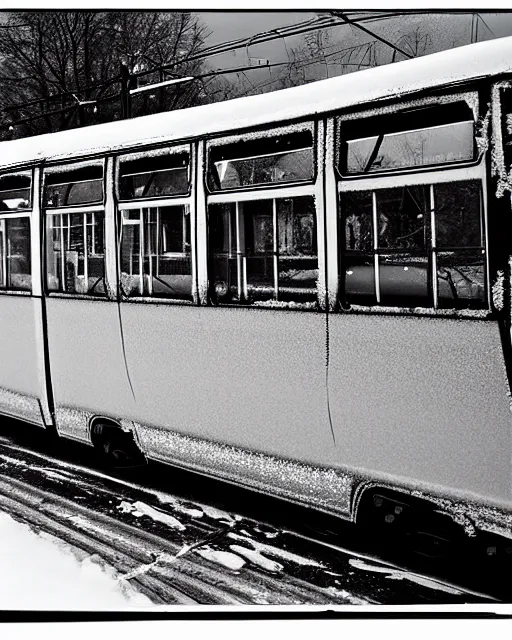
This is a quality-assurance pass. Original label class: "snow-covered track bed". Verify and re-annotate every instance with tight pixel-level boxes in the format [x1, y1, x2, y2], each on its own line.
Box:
[0, 436, 499, 605]
[0, 473, 343, 605]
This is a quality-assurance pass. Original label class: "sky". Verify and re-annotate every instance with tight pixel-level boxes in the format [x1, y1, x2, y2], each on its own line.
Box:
[187, 10, 512, 95]
[197, 11, 512, 65]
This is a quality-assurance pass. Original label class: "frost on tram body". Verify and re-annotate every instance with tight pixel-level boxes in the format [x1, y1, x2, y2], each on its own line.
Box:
[2, 36, 512, 540]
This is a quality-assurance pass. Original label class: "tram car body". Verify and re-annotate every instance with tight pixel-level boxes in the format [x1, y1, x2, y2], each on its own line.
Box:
[2, 36, 512, 541]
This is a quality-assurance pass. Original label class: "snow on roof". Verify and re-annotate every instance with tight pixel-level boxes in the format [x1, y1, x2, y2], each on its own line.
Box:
[2, 35, 512, 169]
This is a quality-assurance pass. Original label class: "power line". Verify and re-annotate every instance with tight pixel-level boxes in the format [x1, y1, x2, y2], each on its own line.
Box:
[0, 14, 339, 116]
[476, 13, 496, 38]
[0, 9, 490, 131]
[330, 11, 414, 59]
[0, 10, 468, 119]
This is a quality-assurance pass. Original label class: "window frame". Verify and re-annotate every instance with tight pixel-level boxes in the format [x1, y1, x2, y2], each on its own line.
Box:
[43, 159, 105, 210]
[0, 210, 32, 295]
[0, 169, 32, 213]
[336, 92, 482, 181]
[205, 122, 317, 196]
[205, 121, 323, 309]
[43, 159, 107, 299]
[334, 91, 491, 314]
[116, 143, 196, 305]
[116, 144, 192, 203]
[337, 156, 490, 312]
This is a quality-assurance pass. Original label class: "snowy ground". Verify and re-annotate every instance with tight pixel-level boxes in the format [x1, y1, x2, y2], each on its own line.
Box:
[0, 511, 151, 609]
[0, 426, 504, 607]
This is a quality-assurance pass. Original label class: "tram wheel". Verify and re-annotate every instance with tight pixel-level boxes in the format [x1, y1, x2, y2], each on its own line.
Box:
[92, 422, 146, 470]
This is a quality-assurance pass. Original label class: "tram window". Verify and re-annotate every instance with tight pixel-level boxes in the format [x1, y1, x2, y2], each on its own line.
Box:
[0, 217, 31, 291]
[437, 250, 485, 308]
[341, 103, 475, 175]
[118, 151, 189, 200]
[208, 196, 318, 304]
[120, 205, 192, 300]
[277, 197, 318, 302]
[44, 165, 103, 207]
[434, 181, 481, 248]
[208, 131, 314, 191]
[46, 211, 106, 296]
[0, 173, 31, 211]
[340, 180, 485, 309]
[343, 190, 375, 305]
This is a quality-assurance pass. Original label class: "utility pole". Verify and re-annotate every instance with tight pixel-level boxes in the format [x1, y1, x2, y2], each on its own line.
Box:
[120, 62, 135, 119]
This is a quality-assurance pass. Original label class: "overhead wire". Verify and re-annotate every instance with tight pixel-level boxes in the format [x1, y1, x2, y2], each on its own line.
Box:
[0, 10, 497, 132]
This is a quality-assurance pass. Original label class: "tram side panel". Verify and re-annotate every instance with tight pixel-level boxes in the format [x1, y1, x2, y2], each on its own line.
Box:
[117, 303, 337, 469]
[0, 296, 47, 426]
[44, 297, 137, 442]
[328, 313, 512, 508]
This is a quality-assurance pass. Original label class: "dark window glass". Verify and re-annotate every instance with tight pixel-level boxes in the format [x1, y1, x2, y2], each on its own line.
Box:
[379, 254, 430, 307]
[208, 196, 317, 304]
[277, 197, 318, 301]
[0, 217, 31, 291]
[0, 174, 31, 211]
[120, 206, 191, 300]
[434, 180, 481, 248]
[208, 203, 238, 303]
[342, 103, 475, 175]
[341, 191, 375, 304]
[244, 200, 274, 301]
[340, 180, 485, 309]
[208, 131, 314, 191]
[119, 152, 189, 200]
[346, 122, 474, 174]
[44, 165, 103, 207]
[375, 186, 429, 250]
[437, 250, 485, 309]
[46, 211, 106, 296]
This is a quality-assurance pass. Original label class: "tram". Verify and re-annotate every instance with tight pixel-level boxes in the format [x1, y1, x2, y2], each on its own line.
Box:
[2, 35, 512, 546]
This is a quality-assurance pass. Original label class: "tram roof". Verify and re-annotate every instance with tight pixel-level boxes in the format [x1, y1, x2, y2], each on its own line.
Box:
[2, 34, 512, 169]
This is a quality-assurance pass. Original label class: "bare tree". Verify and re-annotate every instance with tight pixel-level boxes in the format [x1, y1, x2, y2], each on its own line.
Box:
[239, 23, 435, 97]
[0, 11, 209, 138]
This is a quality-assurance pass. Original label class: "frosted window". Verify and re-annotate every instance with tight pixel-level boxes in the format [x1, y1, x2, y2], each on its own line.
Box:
[46, 211, 105, 296]
[208, 131, 314, 191]
[208, 196, 317, 304]
[120, 205, 191, 300]
[0, 217, 31, 291]
[45, 165, 103, 207]
[346, 121, 474, 174]
[119, 152, 189, 200]
[340, 180, 485, 309]
[0, 174, 31, 211]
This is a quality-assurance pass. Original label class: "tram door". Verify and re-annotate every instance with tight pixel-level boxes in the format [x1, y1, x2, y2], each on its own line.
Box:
[42, 163, 136, 443]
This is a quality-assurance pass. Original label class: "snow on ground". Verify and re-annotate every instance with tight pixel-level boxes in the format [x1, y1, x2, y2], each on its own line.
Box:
[0, 511, 152, 609]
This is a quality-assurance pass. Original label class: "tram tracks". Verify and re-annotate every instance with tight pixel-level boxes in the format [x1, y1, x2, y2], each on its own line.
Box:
[0, 436, 501, 605]
[0, 469, 358, 605]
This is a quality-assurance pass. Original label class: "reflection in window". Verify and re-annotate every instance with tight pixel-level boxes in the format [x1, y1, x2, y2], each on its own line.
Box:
[46, 212, 106, 296]
[375, 186, 429, 250]
[345, 121, 474, 174]
[208, 196, 317, 304]
[0, 217, 31, 291]
[0, 173, 31, 211]
[208, 131, 314, 191]
[434, 181, 481, 248]
[45, 164, 103, 207]
[277, 198, 318, 301]
[437, 250, 485, 309]
[342, 190, 375, 305]
[376, 186, 430, 307]
[340, 180, 485, 309]
[120, 206, 191, 300]
[119, 152, 189, 200]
